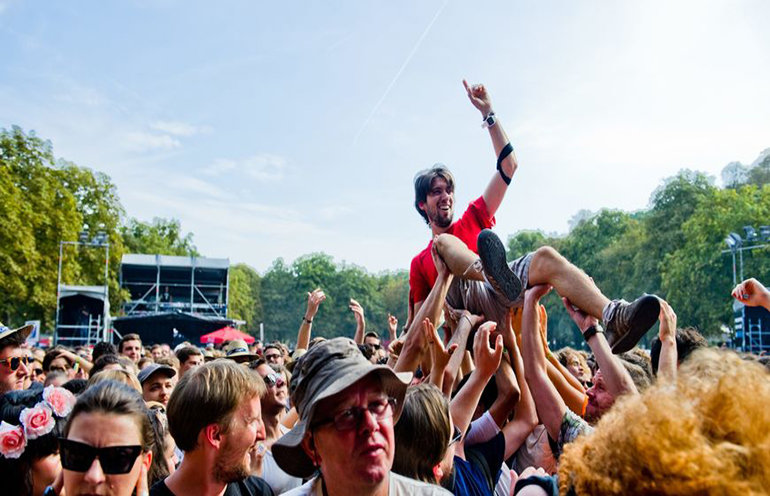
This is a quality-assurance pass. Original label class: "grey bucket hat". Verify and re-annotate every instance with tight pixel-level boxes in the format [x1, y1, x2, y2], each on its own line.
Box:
[272, 337, 412, 478]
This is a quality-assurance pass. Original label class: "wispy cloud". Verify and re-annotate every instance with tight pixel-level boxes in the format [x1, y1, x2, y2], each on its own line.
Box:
[202, 153, 287, 182]
[123, 131, 181, 152]
[150, 120, 212, 137]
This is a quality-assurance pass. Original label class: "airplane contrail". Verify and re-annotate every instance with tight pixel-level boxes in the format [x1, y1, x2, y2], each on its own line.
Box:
[353, 0, 450, 144]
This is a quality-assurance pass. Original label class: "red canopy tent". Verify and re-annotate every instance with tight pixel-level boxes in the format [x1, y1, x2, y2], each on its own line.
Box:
[200, 326, 255, 345]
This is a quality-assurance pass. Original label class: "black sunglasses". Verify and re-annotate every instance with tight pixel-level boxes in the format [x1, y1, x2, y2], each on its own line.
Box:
[0, 356, 30, 371]
[59, 438, 142, 474]
[262, 372, 285, 388]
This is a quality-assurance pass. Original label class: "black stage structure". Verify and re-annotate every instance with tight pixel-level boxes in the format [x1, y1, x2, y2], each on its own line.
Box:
[114, 254, 236, 345]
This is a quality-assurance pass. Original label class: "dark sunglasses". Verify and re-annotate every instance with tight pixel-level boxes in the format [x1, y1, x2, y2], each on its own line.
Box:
[449, 425, 462, 446]
[59, 438, 142, 474]
[262, 372, 285, 388]
[0, 356, 30, 371]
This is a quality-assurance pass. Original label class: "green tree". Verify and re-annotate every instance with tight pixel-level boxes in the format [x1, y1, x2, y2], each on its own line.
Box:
[228, 263, 262, 334]
[1, 127, 81, 327]
[506, 230, 551, 261]
[663, 184, 770, 336]
[121, 217, 198, 256]
[260, 258, 301, 343]
[0, 126, 126, 329]
[745, 152, 770, 187]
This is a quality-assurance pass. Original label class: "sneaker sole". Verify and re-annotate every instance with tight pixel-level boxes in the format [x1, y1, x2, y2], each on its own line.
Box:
[478, 229, 523, 303]
[610, 294, 660, 354]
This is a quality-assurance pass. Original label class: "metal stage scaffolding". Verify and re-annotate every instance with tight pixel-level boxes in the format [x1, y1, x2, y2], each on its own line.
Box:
[115, 254, 235, 345]
[120, 254, 230, 318]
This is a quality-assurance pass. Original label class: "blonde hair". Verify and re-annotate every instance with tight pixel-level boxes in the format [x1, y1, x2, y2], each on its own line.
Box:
[559, 348, 770, 495]
[88, 368, 142, 393]
[393, 384, 451, 483]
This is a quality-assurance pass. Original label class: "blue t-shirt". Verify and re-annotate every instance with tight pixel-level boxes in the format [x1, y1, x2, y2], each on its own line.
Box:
[449, 431, 505, 496]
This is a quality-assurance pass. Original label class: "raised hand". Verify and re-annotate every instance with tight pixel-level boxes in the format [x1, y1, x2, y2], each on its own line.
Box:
[732, 278, 770, 309]
[387, 313, 398, 338]
[561, 295, 598, 334]
[473, 321, 504, 378]
[305, 288, 326, 320]
[658, 299, 677, 343]
[431, 240, 449, 278]
[462, 79, 493, 116]
[424, 318, 458, 388]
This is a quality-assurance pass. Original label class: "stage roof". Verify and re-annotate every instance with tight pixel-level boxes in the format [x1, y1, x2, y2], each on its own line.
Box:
[121, 254, 229, 269]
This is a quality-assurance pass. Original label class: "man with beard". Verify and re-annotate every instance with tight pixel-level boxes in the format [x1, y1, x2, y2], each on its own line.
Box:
[151, 360, 274, 496]
[406, 81, 659, 365]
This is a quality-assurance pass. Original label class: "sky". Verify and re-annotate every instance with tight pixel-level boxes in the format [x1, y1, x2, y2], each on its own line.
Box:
[2, 0, 769, 274]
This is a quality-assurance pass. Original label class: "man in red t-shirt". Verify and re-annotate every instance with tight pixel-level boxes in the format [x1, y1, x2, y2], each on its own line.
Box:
[407, 81, 660, 356]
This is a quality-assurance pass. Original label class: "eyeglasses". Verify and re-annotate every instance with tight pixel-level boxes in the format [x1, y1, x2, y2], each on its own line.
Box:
[313, 397, 396, 432]
[264, 353, 281, 361]
[449, 425, 462, 447]
[59, 438, 142, 474]
[0, 356, 30, 371]
[262, 372, 285, 388]
[49, 365, 71, 373]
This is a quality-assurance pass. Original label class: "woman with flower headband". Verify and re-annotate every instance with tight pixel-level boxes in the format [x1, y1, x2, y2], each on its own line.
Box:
[0, 384, 77, 495]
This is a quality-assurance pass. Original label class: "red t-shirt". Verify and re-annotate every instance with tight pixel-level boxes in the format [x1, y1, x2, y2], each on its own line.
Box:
[409, 196, 495, 305]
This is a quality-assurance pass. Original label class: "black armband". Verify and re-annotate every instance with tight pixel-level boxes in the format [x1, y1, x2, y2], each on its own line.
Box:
[496, 142, 514, 185]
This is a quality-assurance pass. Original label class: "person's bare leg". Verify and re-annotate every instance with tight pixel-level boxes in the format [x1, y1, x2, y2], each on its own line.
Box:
[527, 246, 609, 318]
[434, 234, 485, 281]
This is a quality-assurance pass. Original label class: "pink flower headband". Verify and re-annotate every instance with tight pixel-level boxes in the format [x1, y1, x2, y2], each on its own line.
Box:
[0, 385, 76, 459]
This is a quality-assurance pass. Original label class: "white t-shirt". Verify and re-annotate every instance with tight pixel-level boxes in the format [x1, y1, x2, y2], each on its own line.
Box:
[281, 472, 451, 496]
[264, 424, 303, 494]
[465, 410, 500, 446]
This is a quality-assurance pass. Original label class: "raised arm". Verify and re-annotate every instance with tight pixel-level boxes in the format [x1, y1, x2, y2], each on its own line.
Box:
[395, 243, 453, 373]
[656, 299, 678, 383]
[350, 298, 366, 344]
[463, 79, 518, 218]
[443, 303, 484, 396]
[387, 313, 399, 342]
[501, 319, 538, 459]
[732, 277, 770, 310]
[562, 297, 637, 398]
[296, 288, 325, 351]
[424, 318, 459, 393]
[521, 285, 567, 441]
[450, 322, 503, 458]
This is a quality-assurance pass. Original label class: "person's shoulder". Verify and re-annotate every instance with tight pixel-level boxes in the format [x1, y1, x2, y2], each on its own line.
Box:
[279, 477, 317, 496]
[389, 472, 452, 495]
[234, 476, 276, 496]
[149, 479, 174, 496]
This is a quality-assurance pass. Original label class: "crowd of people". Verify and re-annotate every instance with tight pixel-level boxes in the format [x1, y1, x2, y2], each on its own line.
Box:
[1, 81, 769, 495]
